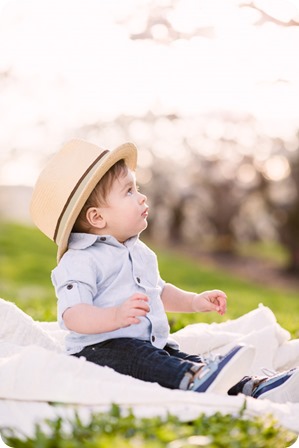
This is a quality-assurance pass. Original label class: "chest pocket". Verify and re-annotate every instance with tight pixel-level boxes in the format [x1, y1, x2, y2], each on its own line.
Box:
[132, 245, 161, 288]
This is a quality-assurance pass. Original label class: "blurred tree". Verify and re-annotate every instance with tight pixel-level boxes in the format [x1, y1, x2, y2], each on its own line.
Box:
[187, 152, 263, 254]
[262, 148, 299, 273]
[241, 1, 299, 28]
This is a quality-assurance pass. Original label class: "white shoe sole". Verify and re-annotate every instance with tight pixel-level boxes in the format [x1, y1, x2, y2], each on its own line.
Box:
[207, 344, 256, 394]
[257, 369, 299, 403]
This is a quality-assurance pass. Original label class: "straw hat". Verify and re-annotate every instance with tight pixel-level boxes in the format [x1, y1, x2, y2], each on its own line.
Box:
[30, 138, 137, 261]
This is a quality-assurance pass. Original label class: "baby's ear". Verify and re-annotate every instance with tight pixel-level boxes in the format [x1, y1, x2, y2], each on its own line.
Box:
[86, 207, 106, 229]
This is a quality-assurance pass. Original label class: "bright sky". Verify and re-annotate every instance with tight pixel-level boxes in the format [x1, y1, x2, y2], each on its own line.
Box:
[0, 0, 299, 185]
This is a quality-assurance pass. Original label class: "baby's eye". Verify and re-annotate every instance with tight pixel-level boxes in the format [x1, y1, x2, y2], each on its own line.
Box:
[127, 187, 133, 196]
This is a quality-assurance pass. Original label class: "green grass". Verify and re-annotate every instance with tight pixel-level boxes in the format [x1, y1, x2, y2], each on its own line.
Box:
[0, 221, 57, 321]
[3, 404, 297, 448]
[236, 240, 289, 265]
[154, 246, 299, 338]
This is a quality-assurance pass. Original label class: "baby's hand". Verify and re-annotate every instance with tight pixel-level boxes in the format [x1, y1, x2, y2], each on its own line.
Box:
[192, 290, 227, 315]
[116, 293, 150, 328]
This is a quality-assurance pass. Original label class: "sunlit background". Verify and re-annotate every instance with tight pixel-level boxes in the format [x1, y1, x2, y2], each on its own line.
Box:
[1, 0, 299, 271]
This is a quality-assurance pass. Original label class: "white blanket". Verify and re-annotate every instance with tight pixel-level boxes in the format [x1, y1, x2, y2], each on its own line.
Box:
[1, 298, 299, 438]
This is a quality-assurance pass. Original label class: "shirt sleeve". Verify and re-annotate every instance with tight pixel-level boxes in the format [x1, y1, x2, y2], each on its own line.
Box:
[51, 251, 98, 326]
[158, 274, 166, 292]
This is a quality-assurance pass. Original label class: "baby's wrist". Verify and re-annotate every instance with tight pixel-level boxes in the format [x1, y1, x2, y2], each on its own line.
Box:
[113, 306, 122, 329]
[191, 293, 199, 312]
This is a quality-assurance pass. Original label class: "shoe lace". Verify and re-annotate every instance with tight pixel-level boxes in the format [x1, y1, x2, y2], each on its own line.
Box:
[195, 352, 220, 382]
[260, 367, 277, 378]
[251, 368, 278, 391]
[197, 351, 224, 377]
[201, 351, 222, 365]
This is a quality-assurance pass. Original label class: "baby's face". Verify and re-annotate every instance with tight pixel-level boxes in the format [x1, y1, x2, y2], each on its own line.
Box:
[100, 169, 149, 242]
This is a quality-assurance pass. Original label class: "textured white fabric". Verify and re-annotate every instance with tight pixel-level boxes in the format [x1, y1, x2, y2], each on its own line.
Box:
[0, 298, 299, 438]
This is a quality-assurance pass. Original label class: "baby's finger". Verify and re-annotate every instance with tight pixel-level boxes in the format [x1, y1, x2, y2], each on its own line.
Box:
[131, 307, 149, 317]
[132, 298, 150, 312]
[128, 316, 141, 325]
[216, 300, 227, 315]
[210, 290, 227, 300]
[131, 293, 149, 302]
[218, 295, 227, 309]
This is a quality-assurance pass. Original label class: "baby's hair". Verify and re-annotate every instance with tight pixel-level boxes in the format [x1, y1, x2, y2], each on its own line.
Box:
[73, 159, 128, 233]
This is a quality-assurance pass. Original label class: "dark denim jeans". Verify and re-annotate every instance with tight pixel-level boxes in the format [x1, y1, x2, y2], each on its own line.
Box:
[73, 338, 203, 390]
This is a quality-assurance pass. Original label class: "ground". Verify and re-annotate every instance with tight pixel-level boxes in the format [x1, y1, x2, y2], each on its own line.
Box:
[201, 252, 299, 292]
[175, 244, 299, 293]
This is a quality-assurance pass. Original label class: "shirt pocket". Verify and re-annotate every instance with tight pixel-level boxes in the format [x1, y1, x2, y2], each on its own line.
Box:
[136, 248, 161, 287]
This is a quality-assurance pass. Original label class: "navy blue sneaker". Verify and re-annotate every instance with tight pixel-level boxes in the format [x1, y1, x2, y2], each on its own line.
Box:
[191, 344, 255, 394]
[252, 367, 299, 402]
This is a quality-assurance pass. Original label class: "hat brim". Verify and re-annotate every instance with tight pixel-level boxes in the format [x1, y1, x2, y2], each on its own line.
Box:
[56, 142, 137, 262]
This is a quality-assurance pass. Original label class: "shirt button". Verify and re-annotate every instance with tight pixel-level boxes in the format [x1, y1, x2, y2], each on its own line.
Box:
[66, 284, 73, 290]
[136, 277, 141, 283]
[100, 237, 106, 241]
[152, 335, 155, 342]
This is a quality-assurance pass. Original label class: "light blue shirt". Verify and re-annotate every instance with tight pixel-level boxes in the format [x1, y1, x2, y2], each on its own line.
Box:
[51, 233, 173, 354]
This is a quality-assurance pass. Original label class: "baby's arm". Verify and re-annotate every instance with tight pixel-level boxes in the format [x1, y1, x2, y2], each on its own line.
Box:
[63, 293, 150, 334]
[161, 283, 227, 316]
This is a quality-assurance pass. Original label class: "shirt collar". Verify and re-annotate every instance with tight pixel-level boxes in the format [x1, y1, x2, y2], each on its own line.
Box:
[68, 233, 138, 250]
